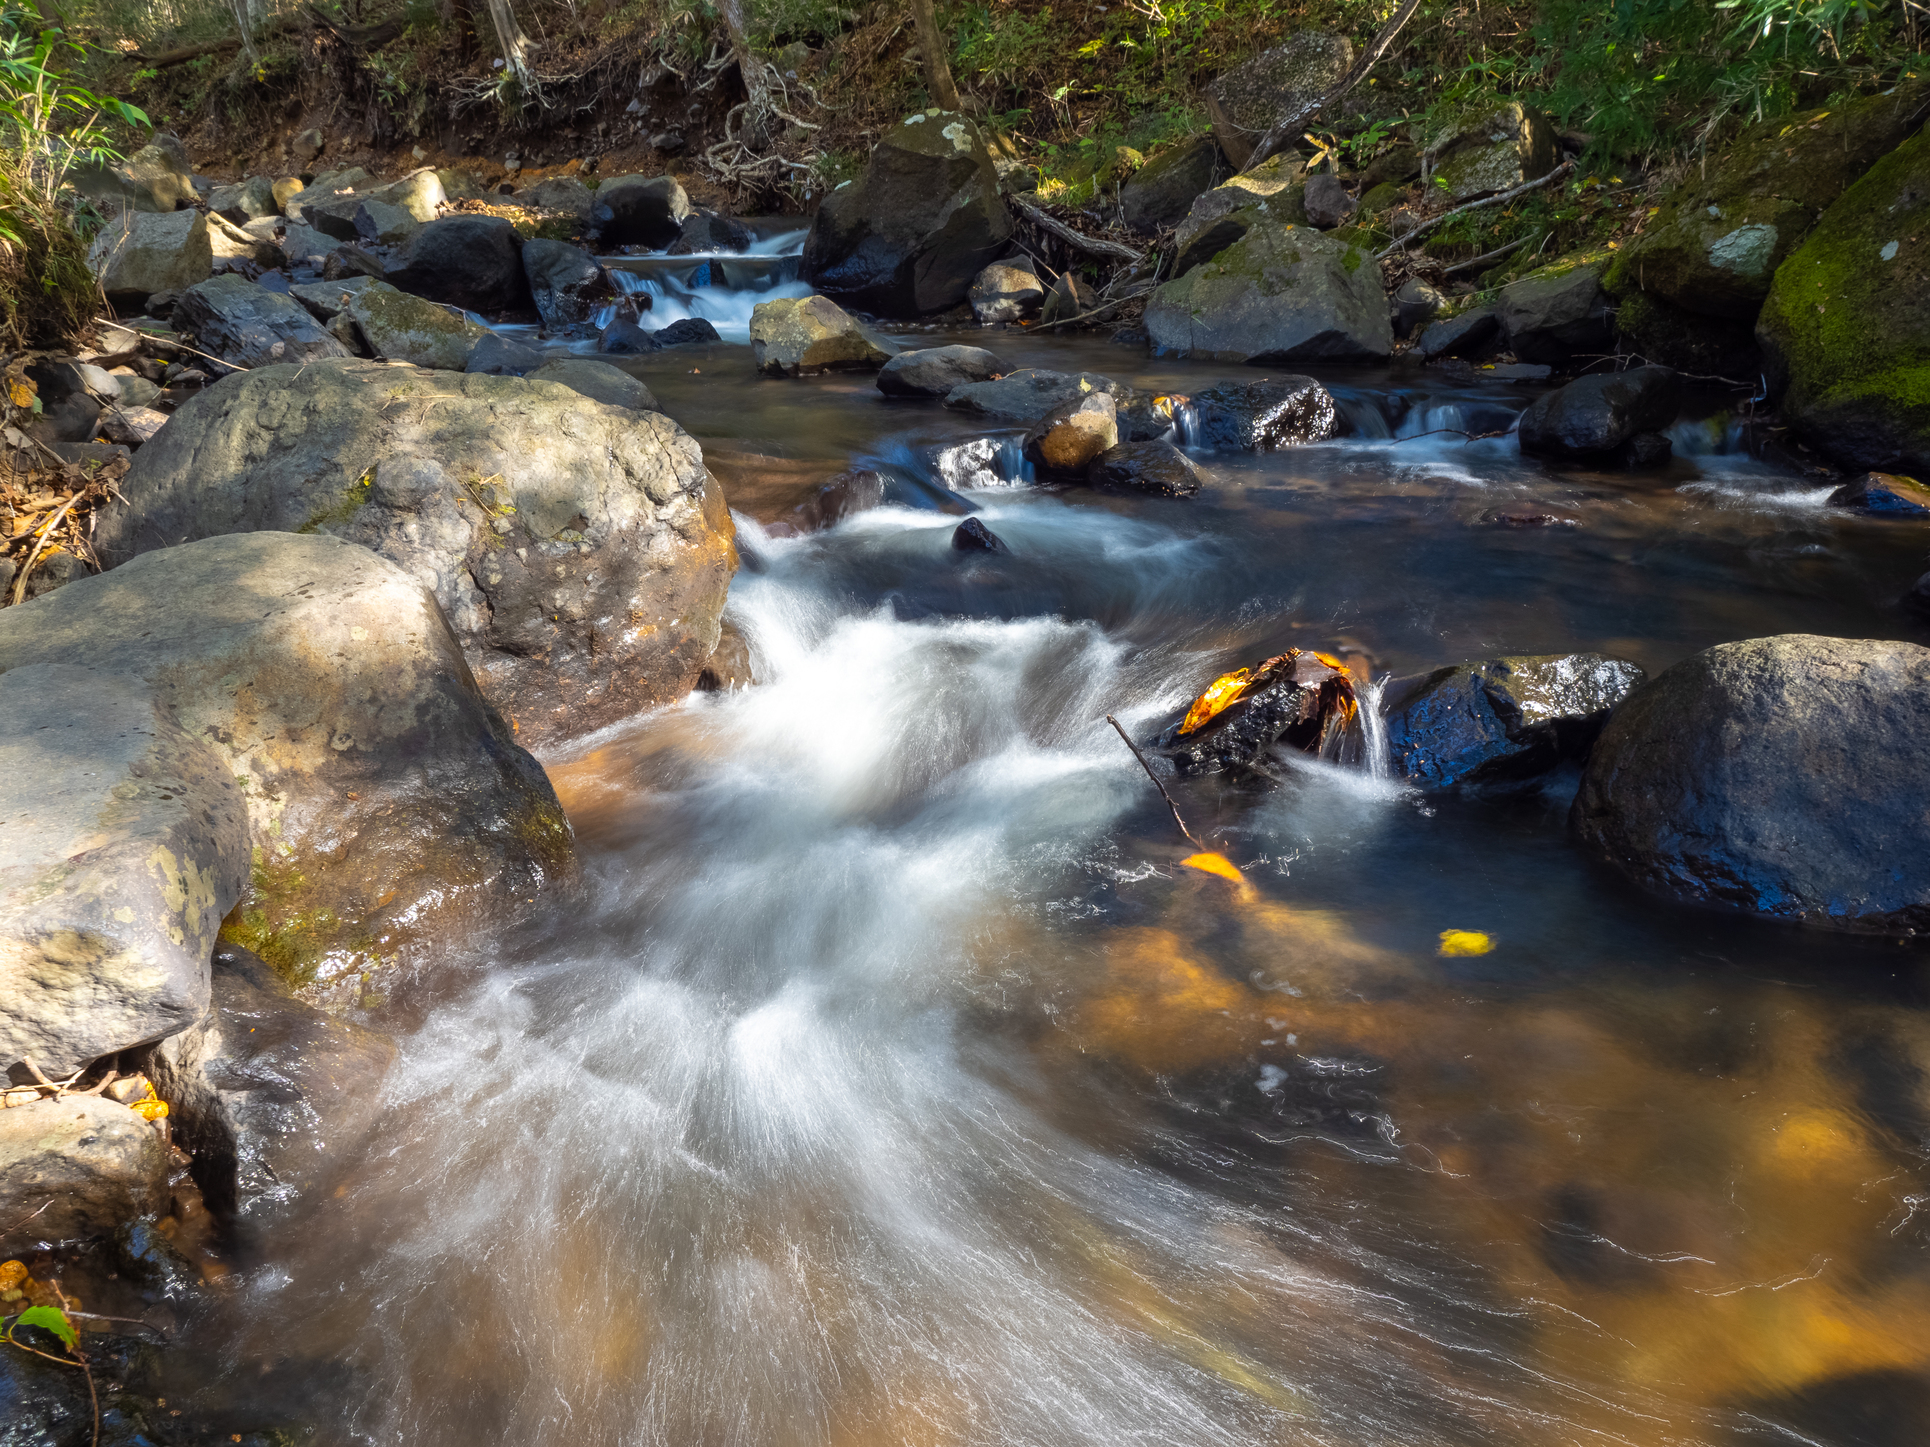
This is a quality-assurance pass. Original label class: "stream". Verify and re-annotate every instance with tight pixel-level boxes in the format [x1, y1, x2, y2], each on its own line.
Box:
[187, 241, 1930, 1446]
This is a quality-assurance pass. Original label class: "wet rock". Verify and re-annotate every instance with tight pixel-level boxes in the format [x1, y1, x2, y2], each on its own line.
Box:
[1087, 439, 1203, 496]
[952, 516, 1008, 553]
[878, 345, 1005, 398]
[1394, 277, 1446, 337]
[343, 282, 491, 370]
[1041, 271, 1099, 324]
[1205, 33, 1352, 170]
[1496, 261, 1614, 366]
[1573, 635, 1930, 933]
[1119, 136, 1223, 235]
[113, 1215, 200, 1300]
[1154, 650, 1364, 778]
[1187, 376, 1338, 450]
[1424, 101, 1558, 201]
[695, 619, 754, 692]
[1484, 509, 1579, 528]
[1171, 154, 1308, 276]
[1416, 304, 1500, 361]
[671, 209, 754, 253]
[88, 209, 213, 305]
[0, 1316, 94, 1439]
[1829, 471, 1930, 514]
[0, 665, 248, 1076]
[591, 173, 691, 249]
[0, 531, 575, 998]
[650, 317, 720, 345]
[522, 239, 614, 331]
[1618, 431, 1673, 469]
[1023, 392, 1119, 477]
[209, 175, 279, 224]
[1302, 172, 1356, 229]
[142, 943, 396, 1228]
[1381, 652, 1646, 789]
[1146, 222, 1392, 363]
[175, 274, 350, 369]
[526, 357, 659, 411]
[969, 262, 1044, 323]
[802, 110, 1014, 316]
[1756, 124, 1930, 473]
[599, 317, 659, 353]
[73, 136, 197, 214]
[1904, 572, 1930, 618]
[463, 332, 546, 375]
[1517, 366, 1678, 464]
[384, 215, 531, 315]
[96, 360, 735, 753]
[750, 295, 895, 377]
[0, 1096, 169, 1250]
[766, 470, 888, 536]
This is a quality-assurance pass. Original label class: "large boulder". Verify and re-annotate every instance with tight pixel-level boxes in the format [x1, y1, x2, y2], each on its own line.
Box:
[968, 262, 1043, 323]
[1171, 153, 1308, 276]
[749, 295, 895, 376]
[1382, 653, 1646, 789]
[142, 943, 396, 1229]
[1572, 635, 1930, 933]
[94, 360, 737, 751]
[1612, 291, 1760, 378]
[1204, 33, 1352, 171]
[1119, 137, 1224, 234]
[527, 357, 660, 411]
[88, 209, 213, 305]
[522, 239, 615, 331]
[1755, 125, 1930, 472]
[1424, 101, 1558, 201]
[1496, 260, 1615, 366]
[1, 666, 249, 1077]
[0, 531, 575, 999]
[1516, 366, 1678, 464]
[73, 136, 196, 214]
[209, 175, 280, 224]
[1087, 439, 1203, 496]
[383, 215, 531, 315]
[176, 274, 351, 370]
[878, 345, 1005, 398]
[1145, 221, 1392, 362]
[1417, 304, 1501, 361]
[525, 175, 597, 226]
[801, 111, 1015, 316]
[1605, 83, 1930, 322]
[343, 281, 491, 369]
[943, 367, 1173, 440]
[0, 1096, 168, 1251]
[591, 173, 691, 248]
[1185, 377, 1338, 450]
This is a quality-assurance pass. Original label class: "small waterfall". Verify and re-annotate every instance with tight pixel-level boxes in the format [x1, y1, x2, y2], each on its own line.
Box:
[1172, 403, 1201, 448]
[1359, 675, 1392, 780]
[928, 437, 1034, 490]
[590, 261, 812, 342]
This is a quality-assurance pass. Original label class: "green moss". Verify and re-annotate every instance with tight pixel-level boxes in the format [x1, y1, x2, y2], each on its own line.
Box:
[219, 846, 382, 991]
[1359, 182, 1403, 214]
[296, 464, 374, 534]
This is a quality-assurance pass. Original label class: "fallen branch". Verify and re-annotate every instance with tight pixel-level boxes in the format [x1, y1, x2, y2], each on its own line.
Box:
[1248, 0, 1426, 169]
[1106, 714, 1204, 851]
[1374, 162, 1575, 261]
[1029, 288, 1152, 332]
[1442, 235, 1531, 275]
[1009, 194, 1144, 266]
[11, 488, 85, 606]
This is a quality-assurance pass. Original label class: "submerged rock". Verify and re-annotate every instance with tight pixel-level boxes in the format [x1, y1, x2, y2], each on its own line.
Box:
[1154, 649, 1364, 778]
[1516, 366, 1678, 466]
[176, 274, 349, 369]
[968, 262, 1044, 323]
[878, 345, 1006, 398]
[1572, 634, 1930, 933]
[599, 317, 659, 353]
[750, 295, 895, 377]
[764, 470, 888, 536]
[1186, 376, 1339, 450]
[1087, 439, 1203, 496]
[0, 1096, 168, 1250]
[952, 516, 1008, 553]
[1023, 392, 1119, 477]
[1381, 652, 1646, 789]
[1204, 33, 1351, 170]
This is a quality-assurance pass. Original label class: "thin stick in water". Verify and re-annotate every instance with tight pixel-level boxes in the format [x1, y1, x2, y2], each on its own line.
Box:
[1106, 714, 1204, 851]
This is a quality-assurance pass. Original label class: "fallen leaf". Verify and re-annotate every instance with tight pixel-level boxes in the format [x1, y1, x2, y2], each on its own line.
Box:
[1438, 930, 1494, 956]
[1178, 669, 1251, 734]
[1182, 852, 1258, 902]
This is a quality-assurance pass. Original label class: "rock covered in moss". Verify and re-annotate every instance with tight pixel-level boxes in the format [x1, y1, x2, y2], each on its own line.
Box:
[802, 111, 1015, 315]
[0, 665, 249, 1076]
[1171, 153, 1308, 276]
[1424, 101, 1557, 201]
[95, 360, 737, 750]
[343, 281, 492, 370]
[1613, 290, 1761, 377]
[1118, 136, 1223, 234]
[88, 208, 213, 305]
[750, 294, 896, 376]
[177, 274, 350, 370]
[1756, 125, 1930, 472]
[1146, 221, 1392, 362]
[0, 1096, 168, 1250]
[0, 531, 574, 1002]
[1204, 33, 1352, 170]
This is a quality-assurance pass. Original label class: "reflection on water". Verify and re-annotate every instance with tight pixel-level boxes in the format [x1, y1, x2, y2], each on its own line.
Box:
[195, 319, 1930, 1446]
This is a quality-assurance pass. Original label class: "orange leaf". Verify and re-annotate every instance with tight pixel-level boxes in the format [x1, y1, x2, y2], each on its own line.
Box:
[1178, 669, 1250, 735]
[1437, 930, 1494, 957]
[1182, 852, 1258, 902]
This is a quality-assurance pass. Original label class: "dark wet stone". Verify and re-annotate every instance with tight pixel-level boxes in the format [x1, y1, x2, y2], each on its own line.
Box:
[1829, 470, 1930, 515]
[878, 345, 1006, 398]
[1111, 325, 1149, 347]
[952, 516, 1008, 553]
[599, 318, 660, 353]
[1616, 430, 1673, 470]
[1087, 439, 1203, 496]
[1484, 509, 1579, 528]
[1153, 652, 1362, 778]
[1517, 366, 1678, 461]
[0, 1334, 93, 1447]
[1416, 305, 1499, 361]
[650, 317, 721, 345]
[1382, 652, 1646, 790]
[1905, 571, 1930, 617]
[1187, 376, 1338, 450]
[114, 1215, 201, 1301]
[766, 470, 888, 536]
[695, 619, 755, 692]
[383, 215, 531, 314]
[1496, 262, 1614, 366]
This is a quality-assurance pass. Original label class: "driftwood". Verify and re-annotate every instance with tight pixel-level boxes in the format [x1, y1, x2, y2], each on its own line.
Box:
[1107, 714, 1205, 851]
[1008, 193, 1145, 266]
[1246, 0, 1426, 170]
[1374, 162, 1575, 260]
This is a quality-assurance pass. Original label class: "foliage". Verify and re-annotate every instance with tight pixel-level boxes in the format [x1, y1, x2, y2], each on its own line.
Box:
[7, 1305, 79, 1352]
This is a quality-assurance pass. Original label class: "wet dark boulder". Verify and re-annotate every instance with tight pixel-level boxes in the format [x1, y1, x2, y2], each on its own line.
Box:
[1417, 305, 1500, 362]
[600, 317, 659, 353]
[801, 110, 1014, 316]
[952, 516, 1008, 553]
[671, 209, 754, 253]
[651, 317, 720, 345]
[1572, 634, 1930, 933]
[1496, 262, 1615, 367]
[176, 274, 349, 369]
[522, 238, 614, 331]
[1827, 471, 1930, 515]
[1118, 136, 1223, 235]
[765, 470, 888, 536]
[384, 215, 530, 315]
[1187, 376, 1338, 450]
[1154, 650, 1363, 778]
[878, 345, 1006, 398]
[591, 173, 692, 249]
[1087, 439, 1203, 496]
[1517, 366, 1678, 465]
[1905, 572, 1930, 618]
[1381, 652, 1646, 790]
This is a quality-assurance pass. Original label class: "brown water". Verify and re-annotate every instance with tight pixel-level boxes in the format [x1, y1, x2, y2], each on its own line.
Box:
[185, 320, 1930, 1446]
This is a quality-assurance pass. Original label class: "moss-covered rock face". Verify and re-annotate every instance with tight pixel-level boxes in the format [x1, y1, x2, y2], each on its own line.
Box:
[344, 282, 490, 371]
[1426, 101, 1557, 201]
[1756, 125, 1930, 471]
[1614, 290, 1761, 378]
[1605, 80, 1930, 321]
[1171, 154, 1310, 275]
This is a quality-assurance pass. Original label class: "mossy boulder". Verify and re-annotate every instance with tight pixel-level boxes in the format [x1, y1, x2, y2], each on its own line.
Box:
[1756, 124, 1930, 471]
[1359, 181, 1405, 214]
[344, 282, 491, 370]
[1171, 154, 1310, 275]
[1605, 82, 1930, 321]
[1614, 290, 1761, 378]
[1118, 136, 1224, 234]
[1425, 101, 1557, 202]
[750, 294, 896, 376]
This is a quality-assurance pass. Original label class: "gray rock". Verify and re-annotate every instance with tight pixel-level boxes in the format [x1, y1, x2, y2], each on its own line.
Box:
[671, 209, 754, 253]
[878, 345, 1006, 398]
[1185, 377, 1339, 450]
[291, 128, 325, 164]
[176, 274, 351, 369]
[1145, 221, 1392, 362]
[289, 274, 380, 320]
[72, 136, 197, 214]
[463, 332, 546, 375]
[353, 197, 422, 247]
[1394, 276, 1445, 336]
[527, 357, 660, 411]
[592, 173, 691, 248]
[0, 531, 575, 1001]
[1572, 635, 1930, 933]
[1041, 270, 1099, 324]
[802, 110, 1014, 316]
[209, 175, 280, 224]
[1382, 652, 1646, 789]
[750, 295, 896, 376]
[95, 360, 735, 753]
[88, 209, 213, 303]
[969, 262, 1044, 323]
[1023, 392, 1119, 477]
[1417, 304, 1501, 361]
[1118, 137, 1223, 235]
[142, 943, 396, 1228]
[524, 174, 596, 224]
[1171, 154, 1308, 276]
[344, 282, 491, 369]
[276, 221, 339, 267]
[0, 1096, 169, 1250]
[944, 367, 1173, 441]
[1205, 33, 1353, 170]
[522, 239, 614, 330]
[366, 169, 444, 223]
[1087, 439, 1203, 496]
[205, 210, 284, 271]
[1496, 262, 1614, 365]
[1302, 172, 1356, 228]
[649, 317, 720, 345]
[384, 215, 531, 314]
[1425, 101, 1558, 201]
[0, 666, 249, 1076]
[1517, 366, 1678, 462]
[599, 318, 659, 353]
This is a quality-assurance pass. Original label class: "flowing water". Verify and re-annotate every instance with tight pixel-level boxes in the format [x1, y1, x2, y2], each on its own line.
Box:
[190, 255, 1930, 1445]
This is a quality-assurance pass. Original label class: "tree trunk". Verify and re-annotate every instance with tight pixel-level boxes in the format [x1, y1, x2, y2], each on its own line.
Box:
[907, 0, 961, 112]
[481, 0, 534, 89]
[716, 0, 773, 142]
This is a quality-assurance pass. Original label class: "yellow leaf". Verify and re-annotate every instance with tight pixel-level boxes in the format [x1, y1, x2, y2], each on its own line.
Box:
[1182, 852, 1257, 902]
[1178, 668, 1251, 734]
[1438, 930, 1494, 956]
[6, 379, 33, 409]
[132, 1097, 169, 1121]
